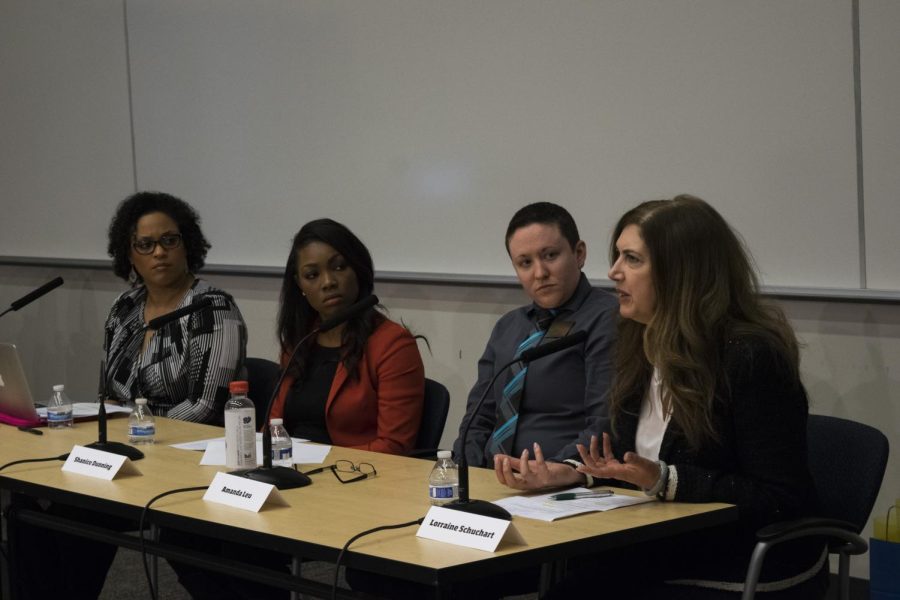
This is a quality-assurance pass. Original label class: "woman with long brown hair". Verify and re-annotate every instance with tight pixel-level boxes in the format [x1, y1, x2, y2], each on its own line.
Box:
[495, 195, 828, 598]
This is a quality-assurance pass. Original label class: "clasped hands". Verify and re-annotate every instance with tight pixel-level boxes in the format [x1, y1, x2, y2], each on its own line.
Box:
[493, 433, 661, 491]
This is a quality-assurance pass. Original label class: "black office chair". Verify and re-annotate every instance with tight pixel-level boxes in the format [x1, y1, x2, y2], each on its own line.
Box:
[410, 378, 451, 457]
[243, 357, 280, 427]
[741, 414, 890, 600]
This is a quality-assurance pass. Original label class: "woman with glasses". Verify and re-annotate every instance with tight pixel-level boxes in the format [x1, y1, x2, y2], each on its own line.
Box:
[14, 192, 249, 600]
[102, 191, 247, 423]
[267, 218, 425, 455]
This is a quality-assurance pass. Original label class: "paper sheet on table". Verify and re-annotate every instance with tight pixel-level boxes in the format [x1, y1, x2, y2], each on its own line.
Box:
[198, 437, 331, 466]
[493, 487, 654, 521]
[35, 403, 133, 418]
[170, 432, 310, 451]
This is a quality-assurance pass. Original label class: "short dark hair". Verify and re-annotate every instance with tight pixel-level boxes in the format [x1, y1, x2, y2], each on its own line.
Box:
[277, 218, 379, 381]
[504, 202, 580, 253]
[107, 191, 210, 282]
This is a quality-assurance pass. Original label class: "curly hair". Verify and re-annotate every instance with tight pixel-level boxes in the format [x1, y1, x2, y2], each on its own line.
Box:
[107, 191, 211, 283]
[277, 218, 382, 382]
[608, 195, 799, 450]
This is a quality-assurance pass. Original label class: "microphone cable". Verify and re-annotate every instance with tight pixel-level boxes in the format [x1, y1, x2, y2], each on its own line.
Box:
[0, 453, 70, 564]
[137, 485, 209, 600]
[331, 517, 425, 600]
[0, 453, 70, 472]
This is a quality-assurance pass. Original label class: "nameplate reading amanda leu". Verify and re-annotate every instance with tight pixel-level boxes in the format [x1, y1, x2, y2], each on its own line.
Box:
[62, 445, 142, 480]
[416, 506, 525, 552]
[203, 472, 289, 512]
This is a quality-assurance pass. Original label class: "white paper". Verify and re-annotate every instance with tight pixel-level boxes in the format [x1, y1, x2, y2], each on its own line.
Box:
[170, 436, 227, 451]
[36, 403, 132, 419]
[199, 437, 330, 466]
[492, 487, 654, 522]
[202, 471, 289, 512]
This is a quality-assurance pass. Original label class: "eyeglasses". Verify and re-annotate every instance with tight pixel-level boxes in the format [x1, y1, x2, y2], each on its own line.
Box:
[303, 460, 376, 484]
[132, 233, 183, 255]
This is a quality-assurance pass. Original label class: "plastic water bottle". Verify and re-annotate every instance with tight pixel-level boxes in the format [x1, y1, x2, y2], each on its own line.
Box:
[428, 450, 459, 505]
[224, 380, 257, 469]
[269, 418, 293, 468]
[46, 384, 73, 429]
[128, 397, 156, 444]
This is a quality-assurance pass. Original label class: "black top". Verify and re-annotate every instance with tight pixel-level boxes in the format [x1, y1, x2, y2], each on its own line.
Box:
[598, 336, 824, 586]
[283, 345, 341, 443]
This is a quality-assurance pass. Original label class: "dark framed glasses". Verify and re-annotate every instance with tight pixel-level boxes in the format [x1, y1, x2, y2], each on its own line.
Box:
[132, 233, 183, 255]
[303, 460, 376, 484]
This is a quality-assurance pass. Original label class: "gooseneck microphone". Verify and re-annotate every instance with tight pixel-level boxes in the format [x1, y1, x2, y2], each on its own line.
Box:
[88, 298, 213, 460]
[446, 329, 588, 520]
[233, 294, 379, 490]
[0, 277, 64, 319]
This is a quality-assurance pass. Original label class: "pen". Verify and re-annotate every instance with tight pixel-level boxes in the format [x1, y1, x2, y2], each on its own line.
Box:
[549, 490, 613, 501]
[17, 426, 43, 436]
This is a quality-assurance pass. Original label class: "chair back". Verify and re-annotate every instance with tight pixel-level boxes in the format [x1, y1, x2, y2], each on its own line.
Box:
[244, 357, 281, 427]
[807, 414, 889, 531]
[415, 378, 451, 452]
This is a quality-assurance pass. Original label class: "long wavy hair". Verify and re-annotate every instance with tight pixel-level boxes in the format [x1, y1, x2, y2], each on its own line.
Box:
[276, 219, 381, 381]
[608, 195, 799, 449]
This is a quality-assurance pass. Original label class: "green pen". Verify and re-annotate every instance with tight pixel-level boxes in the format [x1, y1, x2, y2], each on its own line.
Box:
[549, 490, 613, 501]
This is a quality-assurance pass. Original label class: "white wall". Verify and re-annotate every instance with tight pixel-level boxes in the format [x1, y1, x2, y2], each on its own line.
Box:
[1, 263, 898, 578]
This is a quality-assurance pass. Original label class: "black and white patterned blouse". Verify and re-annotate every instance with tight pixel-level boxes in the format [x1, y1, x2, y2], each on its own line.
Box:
[100, 279, 247, 425]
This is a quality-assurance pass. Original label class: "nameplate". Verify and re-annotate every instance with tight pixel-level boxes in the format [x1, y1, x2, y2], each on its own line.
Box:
[61, 445, 141, 480]
[416, 506, 525, 552]
[202, 472, 289, 512]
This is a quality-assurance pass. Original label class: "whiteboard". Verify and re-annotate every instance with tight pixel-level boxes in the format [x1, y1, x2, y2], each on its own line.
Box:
[860, 0, 900, 290]
[1, 0, 870, 289]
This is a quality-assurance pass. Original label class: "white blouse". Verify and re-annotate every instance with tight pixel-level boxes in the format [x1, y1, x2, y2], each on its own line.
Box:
[635, 367, 671, 461]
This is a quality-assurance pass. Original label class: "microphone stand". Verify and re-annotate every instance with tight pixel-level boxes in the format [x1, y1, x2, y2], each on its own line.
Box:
[232, 295, 379, 490]
[87, 299, 213, 461]
[445, 330, 588, 520]
[88, 325, 146, 461]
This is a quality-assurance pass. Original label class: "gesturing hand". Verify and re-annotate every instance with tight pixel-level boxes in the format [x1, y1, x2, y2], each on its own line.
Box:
[493, 443, 582, 491]
[576, 433, 661, 490]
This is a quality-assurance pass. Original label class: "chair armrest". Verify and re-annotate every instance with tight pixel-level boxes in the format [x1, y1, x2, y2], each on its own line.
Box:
[755, 517, 867, 555]
[742, 518, 866, 600]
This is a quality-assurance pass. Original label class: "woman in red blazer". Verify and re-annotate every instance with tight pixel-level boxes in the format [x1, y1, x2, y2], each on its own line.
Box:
[269, 218, 424, 455]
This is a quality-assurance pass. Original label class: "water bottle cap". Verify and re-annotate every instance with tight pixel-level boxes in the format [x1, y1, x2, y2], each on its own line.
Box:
[135, 397, 148, 405]
[270, 418, 283, 426]
[52, 384, 65, 392]
[228, 380, 249, 394]
[437, 450, 452, 459]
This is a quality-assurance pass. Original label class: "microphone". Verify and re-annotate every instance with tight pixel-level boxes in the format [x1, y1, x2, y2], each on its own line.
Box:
[318, 294, 378, 332]
[233, 294, 379, 490]
[88, 298, 214, 460]
[446, 330, 588, 520]
[0, 277, 64, 319]
[146, 298, 212, 329]
[519, 330, 587, 363]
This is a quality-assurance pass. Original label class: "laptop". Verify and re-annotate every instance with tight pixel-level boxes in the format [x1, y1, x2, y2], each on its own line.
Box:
[0, 343, 42, 426]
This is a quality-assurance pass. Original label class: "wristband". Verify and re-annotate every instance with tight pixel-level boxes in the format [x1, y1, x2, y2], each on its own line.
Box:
[561, 459, 594, 487]
[644, 460, 668, 499]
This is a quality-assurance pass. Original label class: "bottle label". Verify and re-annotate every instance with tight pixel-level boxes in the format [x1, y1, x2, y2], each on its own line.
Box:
[47, 408, 73, 422]
[272, 447, 292, 460]
[429, 485, 456, 499]
[129, 425, 156, 436]
[224, 407, 257, 468]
